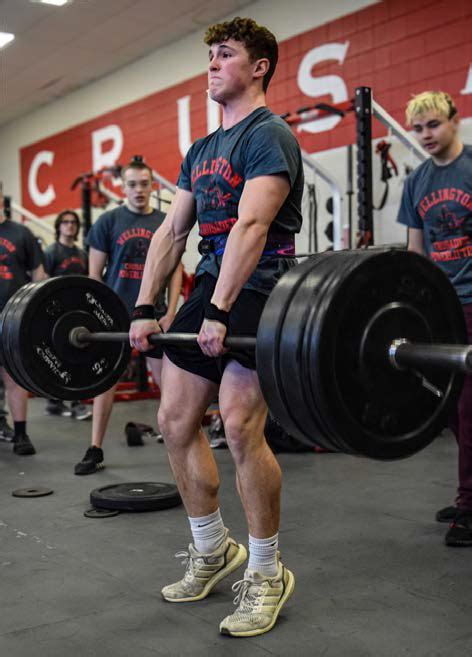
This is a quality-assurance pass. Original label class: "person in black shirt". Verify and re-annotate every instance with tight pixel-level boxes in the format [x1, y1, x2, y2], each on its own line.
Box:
[43, 210, 91, 421]
[44, 210, 88, 276]
[0, 191, 46, 455]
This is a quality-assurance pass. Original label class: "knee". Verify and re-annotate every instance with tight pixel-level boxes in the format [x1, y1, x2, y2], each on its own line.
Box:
[222, 411, 262, 460]
[157, 404, 191, 449]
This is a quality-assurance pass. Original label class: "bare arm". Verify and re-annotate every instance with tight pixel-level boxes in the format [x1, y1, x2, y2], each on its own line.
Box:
[130, 189, 196, 350]
[211, 174, 290, 310]
[198, 174, 290, 357]
[31, 264, 47, 282]
[135, 188, 196, 306]
[159, 262, 183, 332]
[88, 248, 107, 282]
[407, 227, 425, 255]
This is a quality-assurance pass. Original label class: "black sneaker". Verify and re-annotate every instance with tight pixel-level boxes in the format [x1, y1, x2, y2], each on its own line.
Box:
[0, 416, 14, 442]
[74, 446, 104, 475]
[13, 434, 36, 456]
[71, 403, 92, 421]
[46, 400, 72, 417]
[436, 505, 459, 523]
[445, 512, 472, 547]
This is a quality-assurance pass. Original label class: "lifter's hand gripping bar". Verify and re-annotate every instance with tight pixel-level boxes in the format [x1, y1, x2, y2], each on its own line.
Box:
[69, 327, 257, 351]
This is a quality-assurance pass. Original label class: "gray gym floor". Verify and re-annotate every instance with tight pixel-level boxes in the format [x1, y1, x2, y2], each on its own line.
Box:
[0, 397, 471, 657]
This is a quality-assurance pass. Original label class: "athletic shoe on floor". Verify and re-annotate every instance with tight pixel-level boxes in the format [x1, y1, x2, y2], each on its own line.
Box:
[71, 403, 92, 421]
[445, 512, 472, 547]
[219, 561, 295, 637]
[45, 400, 72, 417]
[208, 415, 227, 449]
[209, 434, 228, 449]
[436, 505, 459, 523]
[0, 416, 14, 442]
[13, 434, 36, 456]
[74, 446, 104, 475]
[161, 529, 247, 603]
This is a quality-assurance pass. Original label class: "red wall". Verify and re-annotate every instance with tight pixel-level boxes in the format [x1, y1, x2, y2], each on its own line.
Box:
[20, 0, 472, 216]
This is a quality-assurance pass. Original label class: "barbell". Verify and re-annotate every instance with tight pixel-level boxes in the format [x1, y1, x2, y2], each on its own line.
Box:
[0, 248, 470, 461]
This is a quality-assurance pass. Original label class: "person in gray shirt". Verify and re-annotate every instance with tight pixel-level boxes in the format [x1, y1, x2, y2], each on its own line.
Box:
[397, 90, 472, 547]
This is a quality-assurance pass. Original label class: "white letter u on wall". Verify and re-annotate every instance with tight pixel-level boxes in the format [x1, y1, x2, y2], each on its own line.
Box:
[177, 94, 221, 158]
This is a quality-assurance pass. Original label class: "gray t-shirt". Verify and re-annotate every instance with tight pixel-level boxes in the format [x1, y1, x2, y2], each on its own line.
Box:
[86, 205, 167, 315]
[397, 144, 472, 304]
[177, 107, 304, 295]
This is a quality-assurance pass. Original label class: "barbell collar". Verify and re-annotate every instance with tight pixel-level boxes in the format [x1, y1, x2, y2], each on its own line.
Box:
[389, 339, 472, 374]
[69, 327, 256, 351]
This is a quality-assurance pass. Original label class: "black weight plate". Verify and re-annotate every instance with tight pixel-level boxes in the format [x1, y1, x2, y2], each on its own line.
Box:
[84, 507, 121, 518]
[256, 255, 335, 450]
[292, 251, 366, 453]
[8, 283, 51, 397]
[90, 482, 182, 512]
[2, 283, 43, 393]
[12, 487, 53, 498]
[300, 250, 375, 454]
[310, 250, 466, 460]
[0, 285, 28, 389]
[11, 276, 131, 400]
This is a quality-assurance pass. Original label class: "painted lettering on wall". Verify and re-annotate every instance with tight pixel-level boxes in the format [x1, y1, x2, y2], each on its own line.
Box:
[19, 0, 472, 216]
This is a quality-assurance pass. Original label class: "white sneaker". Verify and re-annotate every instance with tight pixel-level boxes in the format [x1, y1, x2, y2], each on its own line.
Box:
[161, 529, 247, 603]
[219, 561, 295, 637]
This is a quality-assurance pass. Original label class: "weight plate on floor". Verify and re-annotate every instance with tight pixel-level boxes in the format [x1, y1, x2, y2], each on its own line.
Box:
[90, 482, 182, 512]
[84, 507, 121, 518]
[12, 487, 54, 498]
[6, 276, 131, 400]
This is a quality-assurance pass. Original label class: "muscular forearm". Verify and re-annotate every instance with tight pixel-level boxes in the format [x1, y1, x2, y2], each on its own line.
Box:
[167, 263, 183, 314]
[211, 221, 268, 311]
[136, 224, 186, 306]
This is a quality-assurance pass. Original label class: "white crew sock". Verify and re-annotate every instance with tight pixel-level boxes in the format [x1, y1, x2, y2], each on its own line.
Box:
[188, 508, 226, 554]
[248, 533, 279, 577]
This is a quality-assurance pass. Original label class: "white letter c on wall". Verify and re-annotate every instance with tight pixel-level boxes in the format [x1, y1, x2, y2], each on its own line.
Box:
[28, 151, 56, 207]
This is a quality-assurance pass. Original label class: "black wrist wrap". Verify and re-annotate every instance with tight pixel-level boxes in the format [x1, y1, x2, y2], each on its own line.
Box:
[131, 304, 155, 321]
[205, 303, 229, 327]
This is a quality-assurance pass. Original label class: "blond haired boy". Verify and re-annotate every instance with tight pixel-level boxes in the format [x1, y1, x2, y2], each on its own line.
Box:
[397, 90, 472, 546]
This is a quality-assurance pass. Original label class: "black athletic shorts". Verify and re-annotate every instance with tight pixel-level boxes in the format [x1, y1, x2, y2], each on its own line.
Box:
[163, 273, 267, 384]
[137, 305, 167, 360]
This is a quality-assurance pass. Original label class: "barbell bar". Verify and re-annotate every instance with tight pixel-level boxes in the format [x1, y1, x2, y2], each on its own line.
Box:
[389, 339, 472, 374]
[69, 327, 256, 350]
[0, 248, 469, 460]
[69, 328, 472, 375]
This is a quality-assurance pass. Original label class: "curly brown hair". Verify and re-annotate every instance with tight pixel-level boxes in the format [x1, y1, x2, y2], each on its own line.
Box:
[204, 17, 278, 92]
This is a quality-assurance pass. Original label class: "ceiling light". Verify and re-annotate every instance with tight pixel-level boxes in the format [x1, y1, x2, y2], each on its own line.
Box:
[31, 0, 73, 6]
[0, 32, 15, 49]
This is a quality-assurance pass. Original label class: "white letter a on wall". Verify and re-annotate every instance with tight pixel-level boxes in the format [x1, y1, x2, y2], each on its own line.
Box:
[461, 65, 472, 95]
